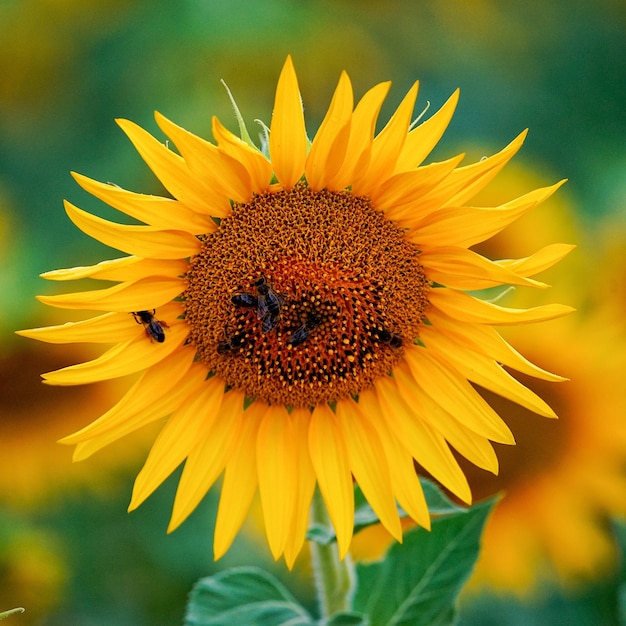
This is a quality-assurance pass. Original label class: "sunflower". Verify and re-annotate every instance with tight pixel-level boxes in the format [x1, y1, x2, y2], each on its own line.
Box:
[19, 56, 573, 566]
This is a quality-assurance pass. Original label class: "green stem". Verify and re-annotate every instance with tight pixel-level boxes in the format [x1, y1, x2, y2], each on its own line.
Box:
[309, 488, 355, 619]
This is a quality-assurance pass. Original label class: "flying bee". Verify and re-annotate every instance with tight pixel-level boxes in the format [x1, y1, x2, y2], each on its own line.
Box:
[254, 277, 285, 333]
[132, 310, 168, 343]
[287, 312, 321, 347]
[375, 327, 402, 348]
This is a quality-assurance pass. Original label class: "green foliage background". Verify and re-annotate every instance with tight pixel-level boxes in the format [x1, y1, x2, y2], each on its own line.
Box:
[1, 1, 624, 624]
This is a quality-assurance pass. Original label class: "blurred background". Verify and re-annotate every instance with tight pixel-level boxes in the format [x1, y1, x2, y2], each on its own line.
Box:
[1, 0, 624, 624]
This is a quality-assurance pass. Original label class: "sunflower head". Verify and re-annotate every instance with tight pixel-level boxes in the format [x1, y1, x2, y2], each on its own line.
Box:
[19, 56, 573, 566]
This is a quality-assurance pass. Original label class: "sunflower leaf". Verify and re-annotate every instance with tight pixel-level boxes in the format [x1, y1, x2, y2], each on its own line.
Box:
[183, 566, 314, 626]
[321, 612, 369, 625]
[352, 497, 496, 626]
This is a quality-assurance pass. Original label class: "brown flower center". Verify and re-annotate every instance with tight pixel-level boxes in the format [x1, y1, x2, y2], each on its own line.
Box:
[183, 185, 430, 407]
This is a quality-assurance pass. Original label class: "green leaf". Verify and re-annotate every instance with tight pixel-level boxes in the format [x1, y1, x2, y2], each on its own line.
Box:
[322, 612, 368, 625]
[307, 478, 463, 545]
[0, 608, 25, 621]
[184, 566, 314, 626]
[352, 498, 496, 626]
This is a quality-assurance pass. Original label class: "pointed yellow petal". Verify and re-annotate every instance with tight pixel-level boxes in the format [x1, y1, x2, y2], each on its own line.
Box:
[403, 346, 514, 444]
[331, 81, 391, 190]
[308, 403, 354, 558]
[420, 246, 547, 291]
[168, 390, 245, 532]
[396, 89, 459, 171]
[391, 366, 500, 472]
[427, 308, 566, 382]
[41, 256, 188, 283]
[18, 311, 137, 344]
[429, 288, 575, 326]
[497, 243, 575, 278]
[269, 56, 307, 188]
[70, 359, 206, 460]
[212, 117, 273, 194]
[129, 375, 225, 510]
[61, 348, 197, 445]
[359, 388, 430, 528]
[410, 181, 566, 248]
[371, 155, 464, 215]
[336, 399, 402, 541]
[413, 131, 527, 216]
[155, 112, 252, 204]
[71, 173, 214, 234]
[42, 320, 188, 385]
[64, 201, 202, 259]
[305, 71, 354, 190]
[374, 375, 472, 503]
[352, 82, 419, 195]
[116, 118, 231, 216]
[214, 401, 265, 560]
[421, 326, 560, 417]
[256, 406, 299, 560]
[283, 408, 316, 569]
[36, 276, 184, 312]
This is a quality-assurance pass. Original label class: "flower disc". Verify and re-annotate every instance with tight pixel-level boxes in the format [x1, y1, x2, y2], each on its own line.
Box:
[184, 185, 430, 407]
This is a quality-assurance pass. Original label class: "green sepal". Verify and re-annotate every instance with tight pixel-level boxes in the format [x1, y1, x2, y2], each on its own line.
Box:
[352, 497, 497, 626]
[183, 566, 314, 626]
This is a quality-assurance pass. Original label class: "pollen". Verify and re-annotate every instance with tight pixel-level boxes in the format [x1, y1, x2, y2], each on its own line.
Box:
[183, 186, 430, 407]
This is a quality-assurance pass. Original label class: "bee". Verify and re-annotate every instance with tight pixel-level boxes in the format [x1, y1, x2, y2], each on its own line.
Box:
[216, 328, 246, 354]
[288, 312, 321, 347]
[132, 310, 168, 343]
[231, 293, 258, 308]
[375, 327, 402, 348]
[254, 277, 285, 333]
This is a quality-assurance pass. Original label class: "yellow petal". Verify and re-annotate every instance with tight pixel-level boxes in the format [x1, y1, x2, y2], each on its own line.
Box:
[420, 246, 547, 291]
[426, 308, 566, 382]
[214, 401, 265, 560]
[409, 181, 566, 248]
[403, 346, 514, 444]
[374, 376, 472, 503]
[18, 311, 138, 344]
[305, 71, 354, 191]
[336, 399, 402, 541]
[283, 407, 316, 569]
[371, 155, 465, 215]
[116, 118, 231, 216]
[396, 89, 459, 171]
[257, 406, 298, 560]
[352, 82, 419, 196]
[71, 172, 214, 234]
[331, 81, 391, 190]
[421, 326, 559, 417]
[61, 348, 197, 445]
[497, 243, 575, 278]
[37, 276, 184, 311]
[168, 390, 245, 532]
[269, 55, 307, 188]
[70, 359, 206, 460]
[41, 256, 188, 283]
[64, 201, 202, 259]
[155, 112, 252, 203]
[212, 117, 273, 193]
[391, 366, 500, 472]
[42, 319, 189, 385]
[129, 375, 225, 510]
[429, 288, 575, 326]
[359, 388, 430, 529]
[308, 403, 354, 558]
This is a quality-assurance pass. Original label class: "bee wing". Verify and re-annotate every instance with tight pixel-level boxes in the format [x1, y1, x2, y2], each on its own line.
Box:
[257, 297, 270, 320]
[261, 313, 275, 333]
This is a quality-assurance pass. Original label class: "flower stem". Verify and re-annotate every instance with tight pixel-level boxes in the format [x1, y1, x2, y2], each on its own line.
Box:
[309, 488, 355, 618]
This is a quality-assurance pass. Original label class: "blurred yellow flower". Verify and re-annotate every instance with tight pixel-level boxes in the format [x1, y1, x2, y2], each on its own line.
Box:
[20, 56, 572, 566]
